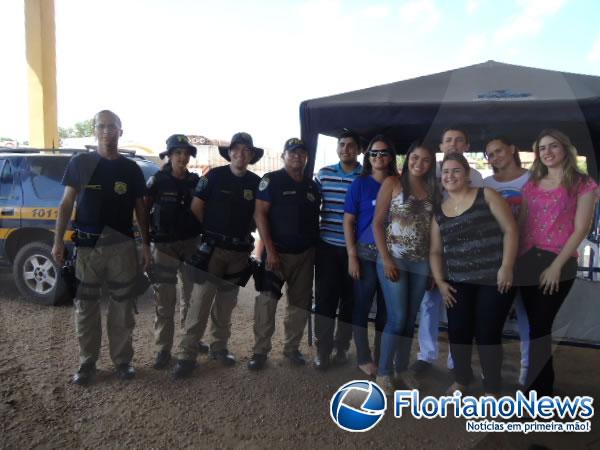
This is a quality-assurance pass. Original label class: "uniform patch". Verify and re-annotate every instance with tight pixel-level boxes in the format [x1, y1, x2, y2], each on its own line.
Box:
[84, 184, 102, 190]
[243, 189, 254, 200]
[146, 175, 155, 189]
[259, 177, 270, 191]
[307, 192, 315, 202]
[195, 176, 208, 193]
[114, 182, 128, 195]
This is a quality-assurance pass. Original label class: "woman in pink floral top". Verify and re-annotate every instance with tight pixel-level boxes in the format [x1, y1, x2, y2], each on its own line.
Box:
[517, 128, 598, 396]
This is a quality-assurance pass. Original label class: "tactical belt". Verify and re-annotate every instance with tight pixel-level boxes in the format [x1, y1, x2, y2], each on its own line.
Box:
[75, 230, 132, 247]
[204, 231, 253, 252]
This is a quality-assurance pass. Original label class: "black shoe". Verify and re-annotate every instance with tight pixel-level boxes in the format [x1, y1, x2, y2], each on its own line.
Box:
[331, 349, 348, 366]
[172, 359, 196, 379]
[411, 360, 432, 376]
[313, 353, 330, 371]
[72, 362, 96, 386]
[247, 353, 267, 371]
[198, 341, 209, 354]
[284, 350, 306, 366]
[153, 351, 171, 370]
[116, 363, 135, 381]
[210, 349, 236, 366]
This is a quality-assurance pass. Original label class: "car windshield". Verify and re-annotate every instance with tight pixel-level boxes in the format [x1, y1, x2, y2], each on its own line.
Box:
[28, 156, 70, 200]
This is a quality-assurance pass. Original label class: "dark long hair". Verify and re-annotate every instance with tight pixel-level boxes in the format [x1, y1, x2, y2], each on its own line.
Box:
[400, 139, 440, 207]
[360, 134, 399, 177]
[484, 135, 522, 173]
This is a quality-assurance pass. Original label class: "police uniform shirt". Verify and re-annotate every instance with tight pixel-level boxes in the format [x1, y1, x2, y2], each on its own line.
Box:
[256, 168, 321, 254]
[194, 165, 260, 240]
[62, 152, 146, 237]
[146, 165, 201, 242]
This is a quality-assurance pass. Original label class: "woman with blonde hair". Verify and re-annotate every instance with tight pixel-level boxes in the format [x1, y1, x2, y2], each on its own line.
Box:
[517, 128, 598, 396]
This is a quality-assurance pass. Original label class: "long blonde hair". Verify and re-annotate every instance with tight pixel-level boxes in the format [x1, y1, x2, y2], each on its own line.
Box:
[530, 128, 586, 194]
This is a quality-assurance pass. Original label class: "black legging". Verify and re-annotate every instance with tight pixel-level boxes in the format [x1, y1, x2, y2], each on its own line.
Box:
[520, 279, 574, 396]
[446, 282, 514, 393]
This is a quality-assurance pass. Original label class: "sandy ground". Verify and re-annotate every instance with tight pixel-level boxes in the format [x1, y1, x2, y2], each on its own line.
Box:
[1, 270, 599, 450]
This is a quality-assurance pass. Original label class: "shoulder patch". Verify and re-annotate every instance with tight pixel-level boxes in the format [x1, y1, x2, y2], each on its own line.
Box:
[259, 177, 270, 192]
[146, 175, 155, 189]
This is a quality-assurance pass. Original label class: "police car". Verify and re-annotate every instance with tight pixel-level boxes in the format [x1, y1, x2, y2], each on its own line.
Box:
[0, 148, 159, 305]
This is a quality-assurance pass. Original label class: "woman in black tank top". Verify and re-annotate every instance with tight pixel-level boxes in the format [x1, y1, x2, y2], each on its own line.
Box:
[429, 153, 518, 395]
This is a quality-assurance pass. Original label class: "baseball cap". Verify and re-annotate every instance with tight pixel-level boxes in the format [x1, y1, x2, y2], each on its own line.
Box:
[283, 138, 307, 152]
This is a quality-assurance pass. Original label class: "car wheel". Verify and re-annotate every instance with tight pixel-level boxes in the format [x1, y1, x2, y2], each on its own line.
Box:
[12, 242, 69, 306]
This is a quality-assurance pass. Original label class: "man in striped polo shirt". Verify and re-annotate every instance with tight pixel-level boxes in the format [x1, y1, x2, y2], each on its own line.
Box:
[313, 130, 363, 370]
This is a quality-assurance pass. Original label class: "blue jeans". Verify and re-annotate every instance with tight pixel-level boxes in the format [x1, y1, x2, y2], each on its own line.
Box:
[376, 256, 429, 376]
[352, 252, 386, 366]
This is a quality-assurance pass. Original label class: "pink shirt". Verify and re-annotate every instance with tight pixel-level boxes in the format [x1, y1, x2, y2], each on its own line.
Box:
[520, 177, 598, 256]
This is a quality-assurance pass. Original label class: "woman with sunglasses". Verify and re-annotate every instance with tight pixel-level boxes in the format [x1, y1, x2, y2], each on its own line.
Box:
[372, 140, 439, 393]
[344, 135, 398, 377]
[430, 153, 518, 395]
[517, 129, 598, 396]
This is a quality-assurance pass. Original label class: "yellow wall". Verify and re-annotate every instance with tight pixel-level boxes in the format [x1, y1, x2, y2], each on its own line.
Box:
[25, 0, 58, 148]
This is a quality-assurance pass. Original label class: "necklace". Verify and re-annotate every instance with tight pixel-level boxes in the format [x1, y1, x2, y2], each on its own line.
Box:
[450, 193, 469, 215]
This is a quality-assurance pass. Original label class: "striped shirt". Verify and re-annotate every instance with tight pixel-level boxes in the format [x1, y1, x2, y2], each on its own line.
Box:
[315, 162, 362, 246]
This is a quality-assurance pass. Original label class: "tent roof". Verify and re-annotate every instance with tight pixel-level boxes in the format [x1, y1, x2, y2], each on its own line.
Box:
[300, 60, 600, 178]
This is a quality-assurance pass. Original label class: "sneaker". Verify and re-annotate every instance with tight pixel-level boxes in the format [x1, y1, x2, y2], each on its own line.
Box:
[247, 353, 267, 371]
[210, 349, 236, 366]
[397, 371, 420, 390]
[198, 341, 209, 354]
[283, 350, 306, 366]
[313, 353, 330, 371]
[115, 363, 135, 381]
[172, 359, 196, 379]
[357, 362, 377, 377]
[411, 360, 432, 376]
[152, 351, 171, 370]
[376, 375, 395, 396]
[72, 362, 96, 386]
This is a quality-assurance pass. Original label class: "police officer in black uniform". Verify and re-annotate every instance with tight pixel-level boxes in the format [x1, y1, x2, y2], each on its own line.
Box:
[145, 134, 203, 369]
[52, 110, 150, 385]
[248, 138, 320, 370]
[173, 132, 263, 378]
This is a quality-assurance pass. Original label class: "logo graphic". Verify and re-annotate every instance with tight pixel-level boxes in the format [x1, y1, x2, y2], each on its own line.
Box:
[475, 89, 532, 100]
[330, 380, 387, 432]
[243, 189, 254, 200]
[114, 181, 128, 195]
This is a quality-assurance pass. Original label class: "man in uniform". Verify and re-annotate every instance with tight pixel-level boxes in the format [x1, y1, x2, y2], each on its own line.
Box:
[145, 134, 203, 369]
[313, 130, 362, 370]
[248, 138, 321, 370]
[52, 110, 150, 385]
[413, 126, 483, 379]
[172, 132, 263, 378]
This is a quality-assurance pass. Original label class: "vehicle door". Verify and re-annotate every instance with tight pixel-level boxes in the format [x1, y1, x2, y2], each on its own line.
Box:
[0, 158, 22, 259]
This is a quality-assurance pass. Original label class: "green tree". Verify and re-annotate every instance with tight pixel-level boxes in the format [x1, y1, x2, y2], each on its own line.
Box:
[59, 119, 95, 139]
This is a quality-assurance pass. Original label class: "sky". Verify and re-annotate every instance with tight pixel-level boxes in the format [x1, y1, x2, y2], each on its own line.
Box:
[1, 0, 600, 166]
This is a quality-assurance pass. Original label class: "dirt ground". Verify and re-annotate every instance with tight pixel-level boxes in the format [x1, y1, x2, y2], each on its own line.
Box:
[1, 269, 599, 450]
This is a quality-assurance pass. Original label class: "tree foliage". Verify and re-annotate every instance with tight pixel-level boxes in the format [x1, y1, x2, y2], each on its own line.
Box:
[59, 119, 95, 139]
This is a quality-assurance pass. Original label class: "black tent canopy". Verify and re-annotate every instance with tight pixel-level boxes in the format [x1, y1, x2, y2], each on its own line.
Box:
[300, 60, 600, 179]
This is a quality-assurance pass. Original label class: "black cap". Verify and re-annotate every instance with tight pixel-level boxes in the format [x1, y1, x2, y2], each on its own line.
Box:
[160, 134, 197, 159]
[283, 137, 307, 152]
[218, 132, 264, 164]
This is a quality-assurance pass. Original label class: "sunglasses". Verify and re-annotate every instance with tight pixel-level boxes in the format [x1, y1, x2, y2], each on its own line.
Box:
[368, 150, 392, 158]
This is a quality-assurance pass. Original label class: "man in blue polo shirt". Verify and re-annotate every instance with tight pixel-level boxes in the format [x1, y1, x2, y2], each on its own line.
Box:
[313, 130, 362, 370]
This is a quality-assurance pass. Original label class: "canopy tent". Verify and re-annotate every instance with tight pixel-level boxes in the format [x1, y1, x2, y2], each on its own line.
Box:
[300, 60, 600, 179]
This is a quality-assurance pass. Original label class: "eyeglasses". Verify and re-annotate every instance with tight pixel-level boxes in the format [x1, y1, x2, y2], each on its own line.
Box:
[368, 150, 392, 158]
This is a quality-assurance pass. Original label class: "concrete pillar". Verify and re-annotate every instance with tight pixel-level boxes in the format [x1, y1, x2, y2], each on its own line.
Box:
[25, 0, 58, 148]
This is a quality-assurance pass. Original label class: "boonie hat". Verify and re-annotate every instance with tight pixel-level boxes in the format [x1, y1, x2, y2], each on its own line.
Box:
[218, 132, 264, 164]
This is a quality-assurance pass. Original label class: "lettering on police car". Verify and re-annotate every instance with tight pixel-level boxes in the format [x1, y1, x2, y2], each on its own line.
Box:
[259, 177, 270, 191]
[114, 181, 128, 195]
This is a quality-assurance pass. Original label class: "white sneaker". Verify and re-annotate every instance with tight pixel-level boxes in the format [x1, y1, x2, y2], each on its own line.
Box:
[376, 375, 395, 396]
[445, 382, 469, 395]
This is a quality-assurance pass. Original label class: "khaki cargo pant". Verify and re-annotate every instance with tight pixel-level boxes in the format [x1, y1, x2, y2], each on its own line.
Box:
[74, 239, 138, 367]
[177, 246, 250, 361]
[253, 247, 315, 355]
[152, 238, 199, 353]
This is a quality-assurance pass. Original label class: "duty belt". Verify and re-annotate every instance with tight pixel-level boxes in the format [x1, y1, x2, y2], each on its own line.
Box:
[203, 231, 253, 251]
[75, 229, 131, 247]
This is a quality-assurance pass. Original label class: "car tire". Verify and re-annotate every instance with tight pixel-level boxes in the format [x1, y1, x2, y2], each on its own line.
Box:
[12, 242, 69, 306]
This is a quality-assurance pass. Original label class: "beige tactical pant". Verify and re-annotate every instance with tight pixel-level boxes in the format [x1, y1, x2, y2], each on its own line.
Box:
[253, 247, 315, 355]
[177, 246, 250, 361]
[74, 239, 138, 367]
[152, 238, 199, 353]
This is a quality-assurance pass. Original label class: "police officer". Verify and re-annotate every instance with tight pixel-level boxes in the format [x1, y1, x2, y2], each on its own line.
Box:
[248, 138, 321, 370]
[145, 134, 203, 369]
[52, 110, 150, 385]
[172, 132, 263, 378]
